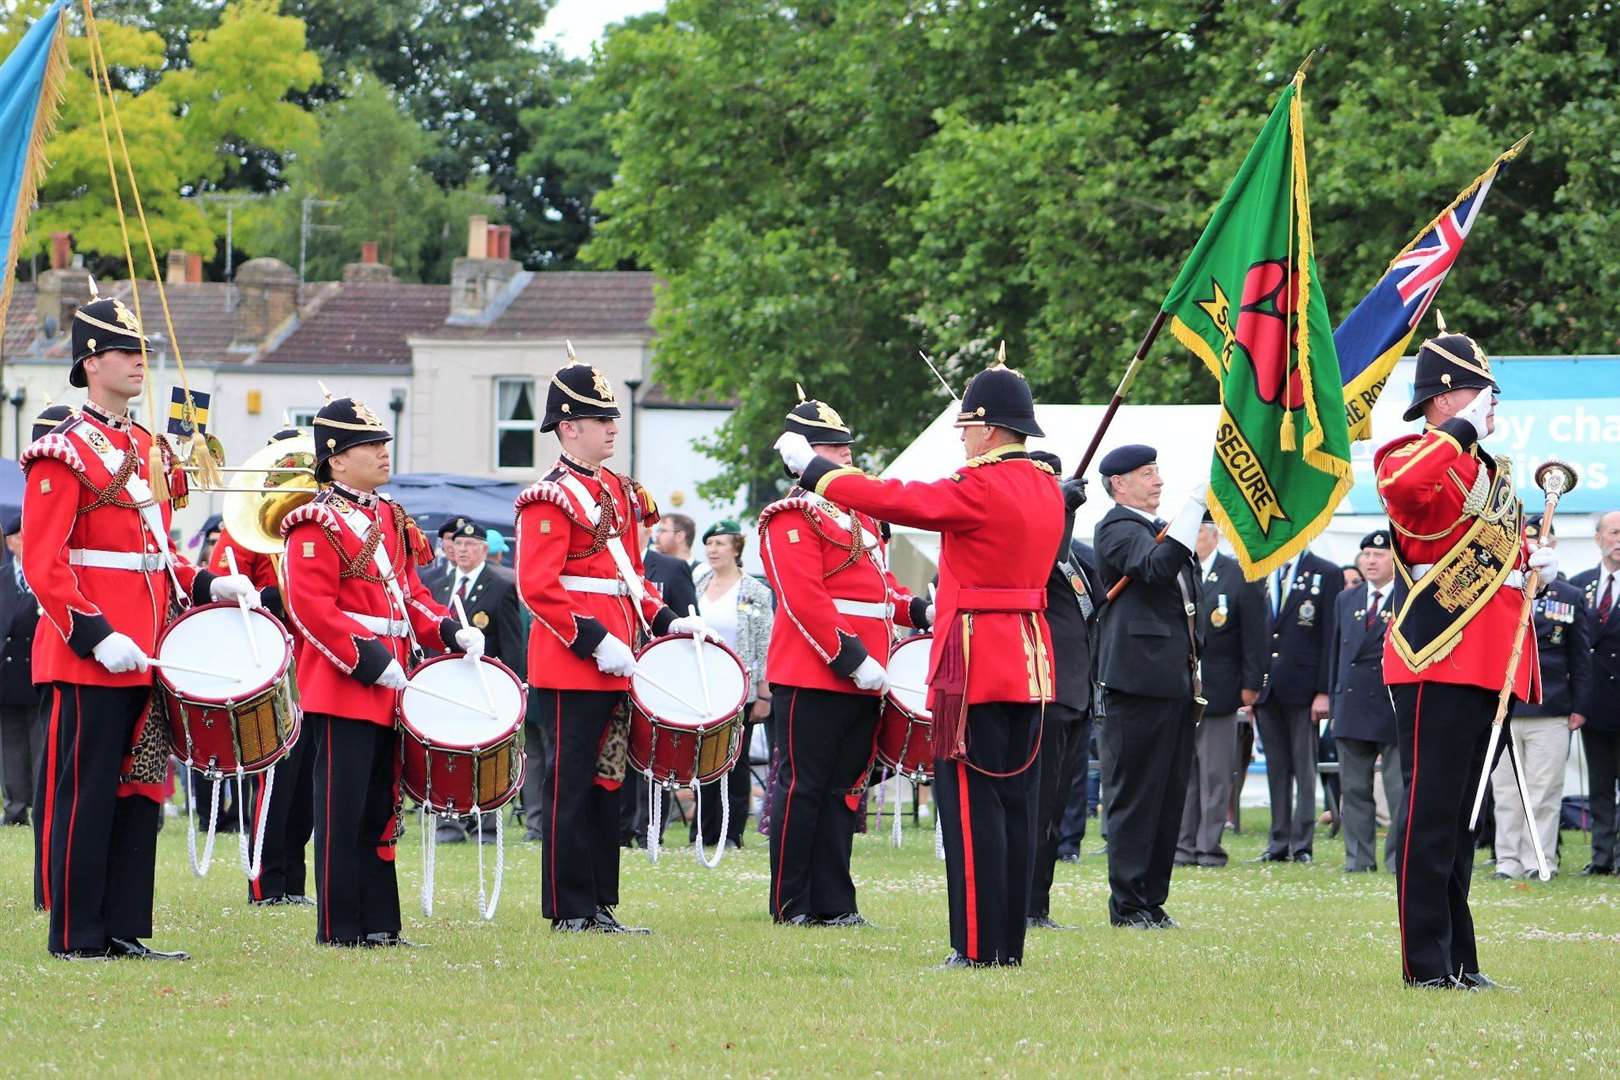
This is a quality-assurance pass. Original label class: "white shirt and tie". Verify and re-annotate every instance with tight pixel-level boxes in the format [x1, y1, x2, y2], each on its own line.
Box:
[1364, 580, 1389, 629]
[447, 562, 485, 602]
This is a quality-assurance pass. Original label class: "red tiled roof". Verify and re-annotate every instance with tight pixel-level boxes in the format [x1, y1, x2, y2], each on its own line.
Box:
[3, 279, 244, 364]
[427, 271, 655, 339]
[259, 283, 449, 367]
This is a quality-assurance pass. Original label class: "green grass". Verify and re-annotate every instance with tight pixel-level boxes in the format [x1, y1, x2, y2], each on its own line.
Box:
[2, 807, 1616, 1077]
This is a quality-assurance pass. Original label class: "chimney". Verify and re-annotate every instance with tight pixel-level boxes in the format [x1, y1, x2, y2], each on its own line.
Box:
[450, 214, 518, 318]
[187, 252, 204, 283]
[35, 263, 92, 341]
[49, 232, 70, 270]
[231, 257, 299, 348]
[166, 250, 189, 285]
[343, 240, 396, 284]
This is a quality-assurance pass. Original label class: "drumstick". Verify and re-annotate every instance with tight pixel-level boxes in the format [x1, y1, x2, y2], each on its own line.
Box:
[144, 656, 242, 681]
[223, 549, 263, 667]
[452, 594, 500, 718]
[402, 679, 498, 720]
[631, 668, 710, 721]
[687, 605, 714, 719]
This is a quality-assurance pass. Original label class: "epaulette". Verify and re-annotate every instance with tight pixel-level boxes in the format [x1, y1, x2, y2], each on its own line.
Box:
[516, 479, 571, 512]
[757, 495, 821, 532]
[19, 432, 85, 474]
[1372, 433, 1423, 471]
[1029, 458, 1056, 475]
[280, 501, 342, 536]
[624, 475, 660, 526]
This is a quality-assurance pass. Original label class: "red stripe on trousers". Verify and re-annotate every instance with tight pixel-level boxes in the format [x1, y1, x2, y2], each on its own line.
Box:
[321, 720, 333, 941]
[956, 759, 978, 960]
[772, 690, 798, 917]
[1397, 684, 1423, 982]
[548, 693, 562, 914]
[40, 689, 61, 912]
[250, 768, 271, 900]
[63, 687, 82, 949]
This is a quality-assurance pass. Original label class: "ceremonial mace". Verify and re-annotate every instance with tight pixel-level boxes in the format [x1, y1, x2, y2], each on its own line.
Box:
[1466, 459, 1577, 882]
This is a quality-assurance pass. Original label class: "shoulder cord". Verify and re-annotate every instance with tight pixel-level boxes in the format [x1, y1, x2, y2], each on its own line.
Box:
[567, 483, 627, 560]
[74, 445, 153, 514]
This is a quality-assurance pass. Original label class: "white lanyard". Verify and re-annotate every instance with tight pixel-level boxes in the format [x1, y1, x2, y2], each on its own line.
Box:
[559, 470, 648, 613]
[72, 426, 185, 600]
[335, 502, 407, 621]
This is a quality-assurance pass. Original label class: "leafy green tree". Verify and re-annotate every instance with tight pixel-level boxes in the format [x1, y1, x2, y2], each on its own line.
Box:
[589, 0, 1620, 505]
[235, 74, 491, 283]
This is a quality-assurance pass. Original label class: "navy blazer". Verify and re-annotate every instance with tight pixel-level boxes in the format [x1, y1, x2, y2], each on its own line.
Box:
[1196, 552, 1267, 715]
[1518, 577, 1591, 718]
[1258, 550, 1344, 707]
[0, 562, 42, 706]
[1045, 526, 1101, 713]
[1324, 580, 1401, 744]
[1570, 568, 1618, 731]
[1094, 504, 1201, 701]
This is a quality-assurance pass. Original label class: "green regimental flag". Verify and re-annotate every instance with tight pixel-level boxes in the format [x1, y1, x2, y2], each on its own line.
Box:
[1161, 66, 1352, 580]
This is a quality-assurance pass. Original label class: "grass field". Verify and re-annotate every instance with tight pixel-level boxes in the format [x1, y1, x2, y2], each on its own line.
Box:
[2, 806, 1617, 1077]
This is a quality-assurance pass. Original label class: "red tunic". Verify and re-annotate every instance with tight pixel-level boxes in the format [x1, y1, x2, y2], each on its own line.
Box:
[1375, 420, 1539, 702]
[800, 444, 1064, 711]
[21, 410, 208, 689]
[759, 491, 927, 694]
[281, 486, 453, 726]
[514, 457, 674, 692]
[208, 527, 279, 590]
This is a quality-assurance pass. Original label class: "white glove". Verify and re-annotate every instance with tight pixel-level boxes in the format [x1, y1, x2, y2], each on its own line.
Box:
[592, 633, 637, 677]
[1163, 494, 1206, 554]
[669, 613, 722, 643]
[774, 432, 815, 476]
[375, 660, 409, 691]
[1456, 388, 1494, 441]
[1187, 480, 1209, 507]
[1528, 545, 1559, 580]
[211, 574, 263, 609]
[851, 656, 889, 694]
[925, 603, 937, 627]
[455, 625, 485, 658]
[92, 632, 148, 675]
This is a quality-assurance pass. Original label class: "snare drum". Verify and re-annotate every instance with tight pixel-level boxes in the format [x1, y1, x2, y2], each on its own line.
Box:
[398, 655, 526, 814]
[875, 633, 933, 782]
[158, 602, 298, 776]
[628, 634, 749, 787]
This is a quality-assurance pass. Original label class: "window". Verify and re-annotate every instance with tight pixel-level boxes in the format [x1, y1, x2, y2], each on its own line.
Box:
[494, 378, 536, 469]
[288, 408, 318, 429]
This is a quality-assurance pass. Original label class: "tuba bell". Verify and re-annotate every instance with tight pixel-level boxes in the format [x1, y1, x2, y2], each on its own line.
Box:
[221, 434, 319, 554]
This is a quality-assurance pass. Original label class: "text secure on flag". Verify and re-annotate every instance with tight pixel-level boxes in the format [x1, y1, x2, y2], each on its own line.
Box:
[1159, 63, 1352, 580]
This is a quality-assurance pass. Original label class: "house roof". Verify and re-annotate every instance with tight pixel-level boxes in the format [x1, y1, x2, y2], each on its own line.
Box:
[3, 279, 243, 365]
[425, 271, 656, 340]
[258, 283, 449, 367]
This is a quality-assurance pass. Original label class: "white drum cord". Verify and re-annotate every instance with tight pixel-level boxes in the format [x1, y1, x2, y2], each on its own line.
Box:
[692, 771, 730, 868]
[184, 765, 223, 877]
[473, 805, 505, 921]
[418, 805, 437, 917]
[236, 762, 273, 882]
[645, 766, 663, 864]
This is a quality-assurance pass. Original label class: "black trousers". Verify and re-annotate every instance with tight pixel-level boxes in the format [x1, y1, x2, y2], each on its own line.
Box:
[1, 700, 42, 824]
[45, 684, 161, 954]
[533, 689, 623, 920]
[1255, 699, 1318, 858]
[246, 726, 316, 902]
[768, 686, 879, 922]
[310, 713, 401, 945]
[1390, 682, 1501, 983]
[1099, 690, 1196, 926]
[1029, 704, 1088, 918]
[33, 688, 53, 911]
[695, 718, 757, 847]
[1057, 724, 1099, 856]
[1585, 729, 1620, 869]
[521, 711, 548, 839]
[934, 701, 1041, 964]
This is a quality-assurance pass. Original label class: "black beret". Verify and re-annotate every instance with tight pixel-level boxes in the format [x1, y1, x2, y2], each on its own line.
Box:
[1098, 444, 1156, 478]
[1027, 450, 1062, 474]
[3, 514, 21, 537]
[1524, 513, 1548, 539]
[1201, 509, 1215, 525]
[453, 519, 482, 541]
[438, 517, 467, 538]
[1359, 529, 1392, 550]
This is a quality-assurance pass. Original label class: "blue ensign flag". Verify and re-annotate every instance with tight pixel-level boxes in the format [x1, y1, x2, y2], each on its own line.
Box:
[1332, 135, 1530, 440]
[0, 0, 68, 333]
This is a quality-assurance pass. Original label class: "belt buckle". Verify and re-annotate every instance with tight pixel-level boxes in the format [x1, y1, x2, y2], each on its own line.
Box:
[1184, 603, 1197, 616]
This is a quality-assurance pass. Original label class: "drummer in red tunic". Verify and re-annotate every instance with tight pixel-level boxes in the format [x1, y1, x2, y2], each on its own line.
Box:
[514, 359, 713, 934]
[210, 427, 316, 909]
[759, 389, 929, 927]
[22, 297, 264, 960]
[777, 353, 1064, 966]
[1376, 328, 1555, 990]
[280, 396, 482, 947]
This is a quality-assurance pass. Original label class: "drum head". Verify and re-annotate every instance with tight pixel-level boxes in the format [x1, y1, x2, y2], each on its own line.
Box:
[157, 604, 291, 701]
[886, 634, 933, 719]
[631, 635, 748, 729]
[401, 656, 524, 749]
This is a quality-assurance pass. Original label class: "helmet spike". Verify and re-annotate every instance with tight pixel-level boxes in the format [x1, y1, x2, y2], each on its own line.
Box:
[995, 340, 1007, 367]
[795, 382, 807, 403]
[1434, 310, 1448, 334]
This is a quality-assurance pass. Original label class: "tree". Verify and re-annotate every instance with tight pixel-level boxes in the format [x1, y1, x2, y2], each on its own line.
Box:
[588, 0, 1620, 506]
[235, 74, 491, 284]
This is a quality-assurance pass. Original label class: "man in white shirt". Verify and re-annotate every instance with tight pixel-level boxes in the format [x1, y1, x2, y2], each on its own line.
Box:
[1571, 510, 1620, 874]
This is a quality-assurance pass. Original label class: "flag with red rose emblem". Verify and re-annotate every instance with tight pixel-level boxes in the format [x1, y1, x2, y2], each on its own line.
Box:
[1160, 66, 1352, 579]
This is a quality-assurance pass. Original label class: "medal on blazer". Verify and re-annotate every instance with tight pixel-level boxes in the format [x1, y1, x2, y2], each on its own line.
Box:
[1211, 593, 1228, 628]
[1297, 599, 1315, 626]
[473, 611, 490, 628]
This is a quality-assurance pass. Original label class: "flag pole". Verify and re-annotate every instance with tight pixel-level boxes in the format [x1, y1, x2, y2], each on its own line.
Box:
[1071, 310, 1168, 481]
